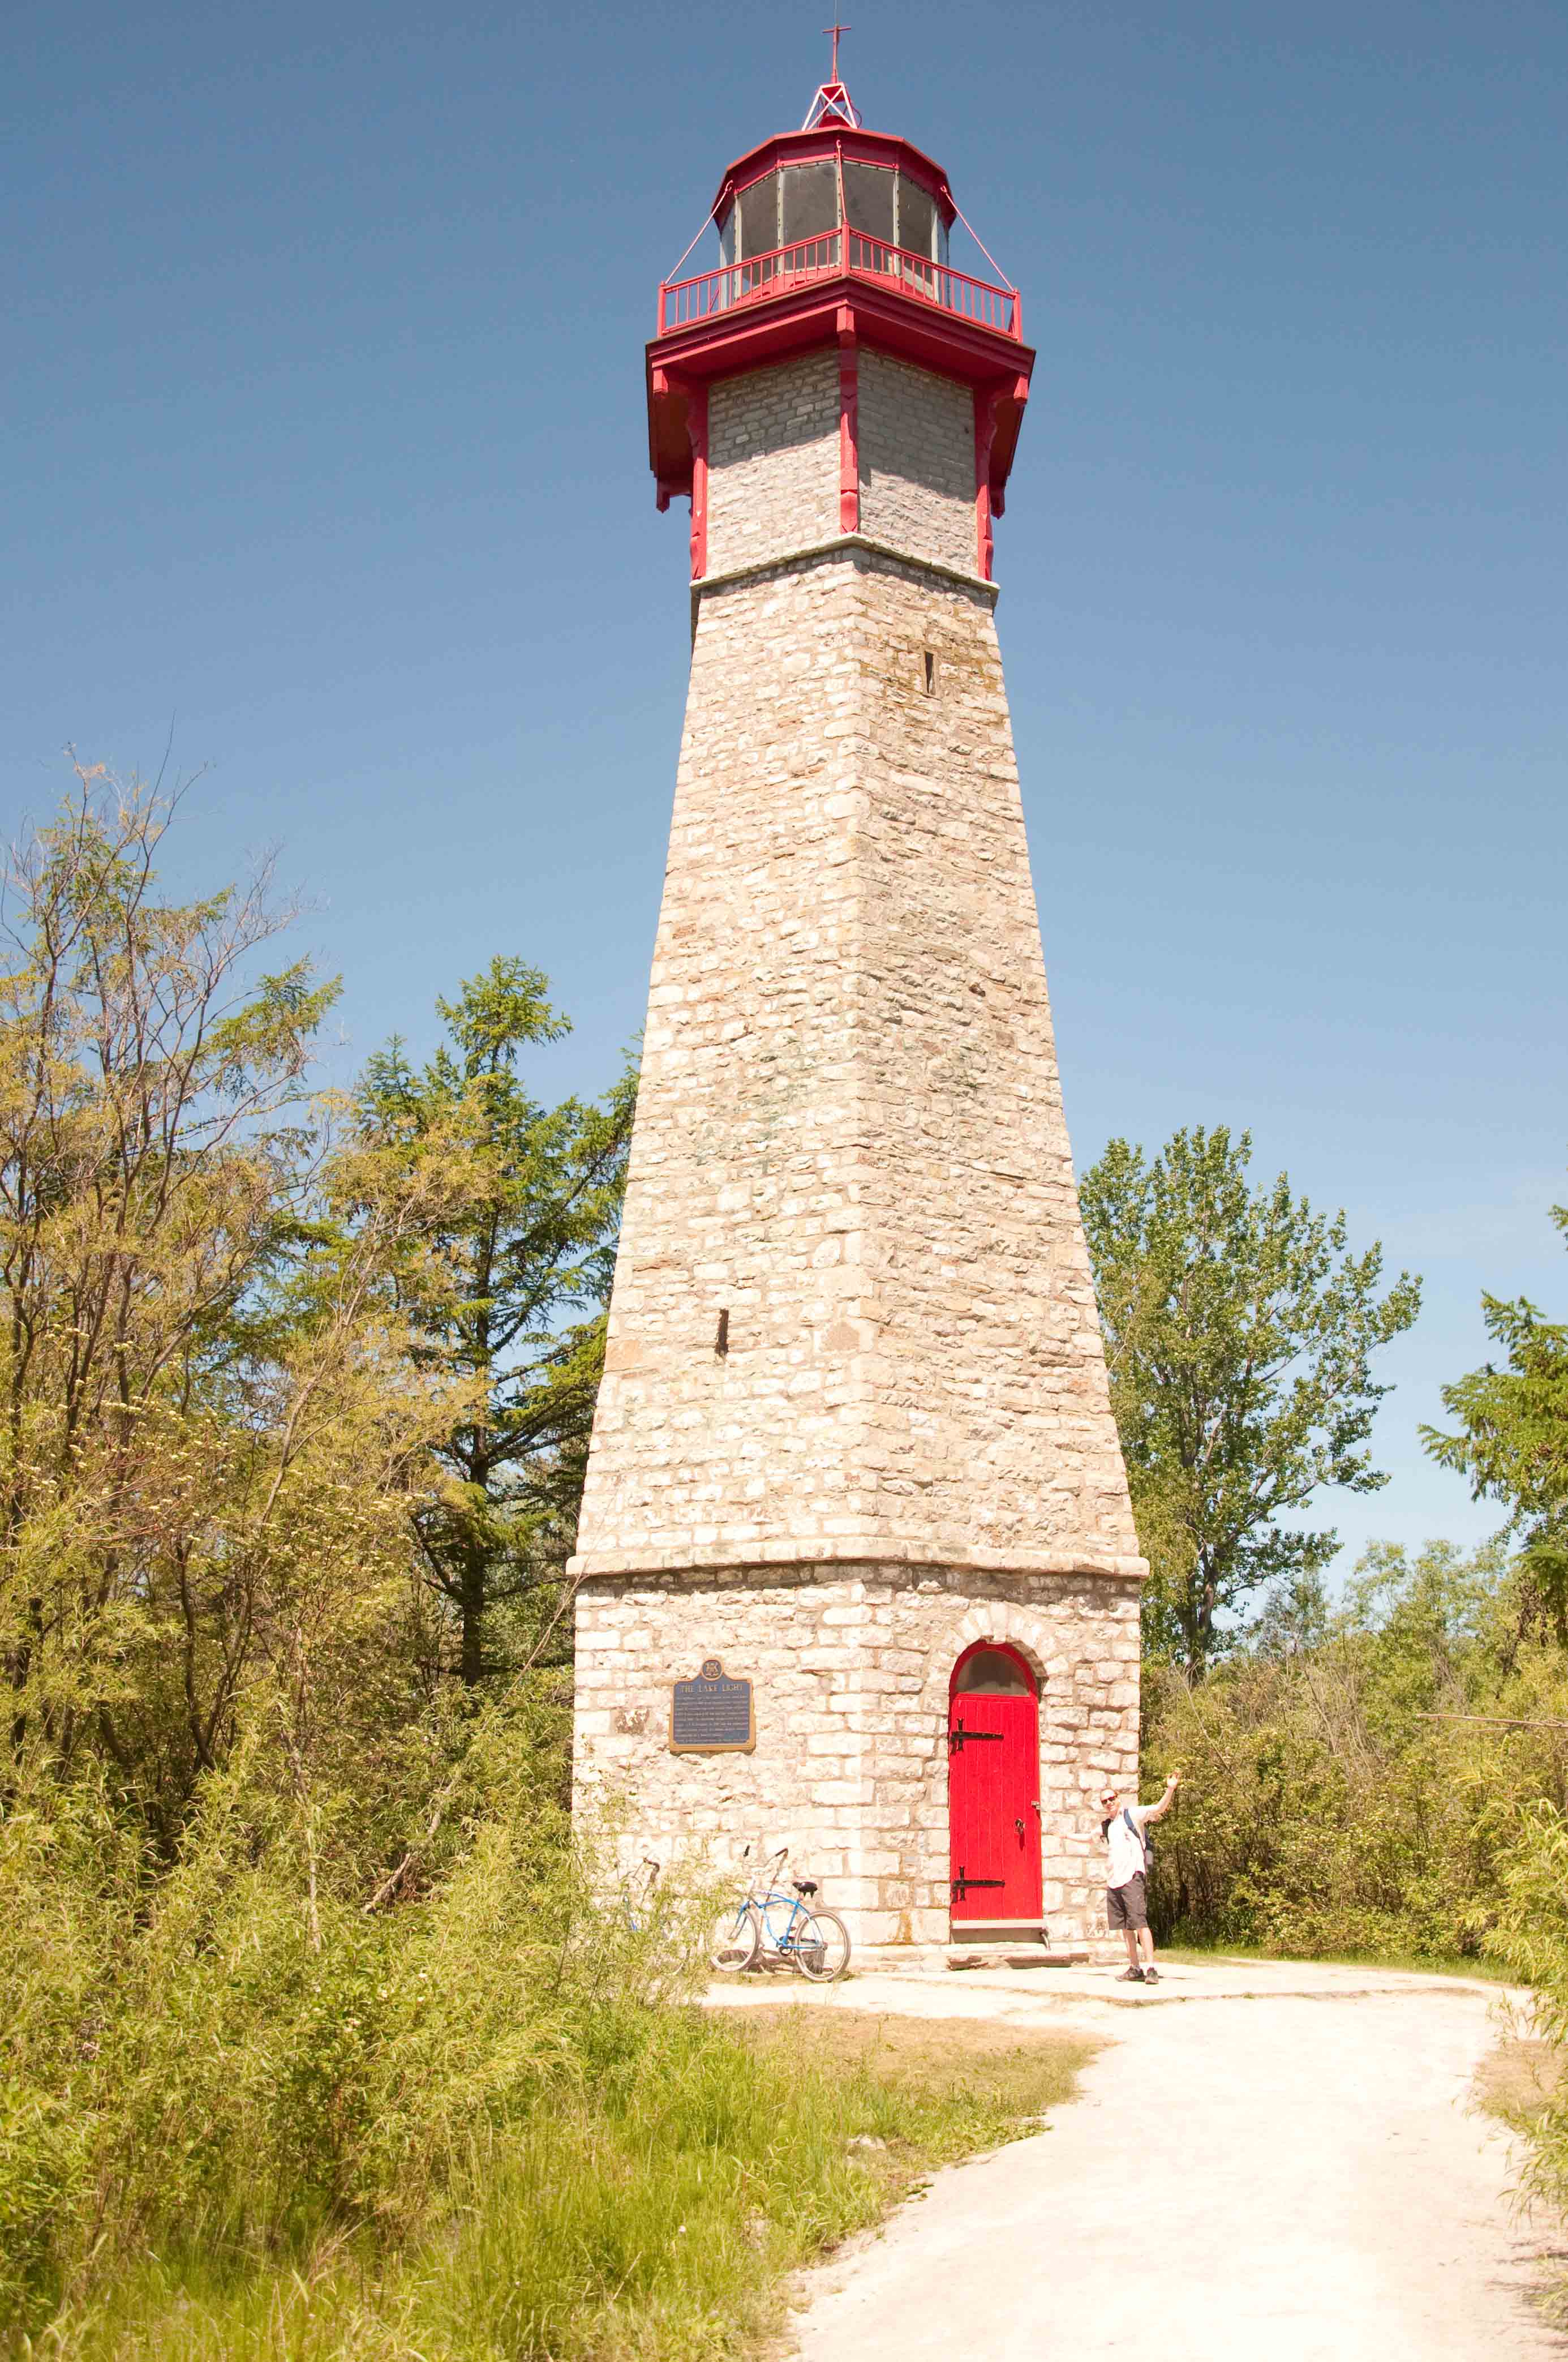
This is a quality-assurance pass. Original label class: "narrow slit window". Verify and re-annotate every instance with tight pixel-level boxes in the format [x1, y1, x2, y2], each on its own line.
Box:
[923, 650, 937, 695]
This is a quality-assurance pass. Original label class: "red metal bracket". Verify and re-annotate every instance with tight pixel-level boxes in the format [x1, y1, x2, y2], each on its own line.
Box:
[686, 382, 709, 580]
[837, 312, 859, 535]
[974, 388, 997, 582]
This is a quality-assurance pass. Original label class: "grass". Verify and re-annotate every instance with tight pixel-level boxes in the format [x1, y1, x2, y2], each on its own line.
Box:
[715, 2002, 1096, 2120]
[1157, 1941, 1518, 1985]
[17, 2007, 1094, 2362]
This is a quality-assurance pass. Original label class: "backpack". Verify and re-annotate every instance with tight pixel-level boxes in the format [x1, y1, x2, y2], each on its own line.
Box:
[1123, 1806, 1153, 1876]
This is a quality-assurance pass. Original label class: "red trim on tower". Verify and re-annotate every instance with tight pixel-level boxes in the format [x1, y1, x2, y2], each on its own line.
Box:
[987, 372, 1031, 523]
[974, 388, 996, 582]
[686, 381, 709, 580]
[647, 280, 1033, 504]
[837, 315, 860, 535]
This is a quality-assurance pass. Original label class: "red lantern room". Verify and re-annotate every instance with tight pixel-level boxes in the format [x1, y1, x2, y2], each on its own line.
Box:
[647, 53, 1035, 584]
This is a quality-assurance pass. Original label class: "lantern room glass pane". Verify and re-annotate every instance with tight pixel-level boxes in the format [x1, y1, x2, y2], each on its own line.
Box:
[842, 158, 895, 246]
[897, 177, 937, 260]
[780, 159, 838, 247]
[737, 172, 780, 260]
[955, 1649, 1033, 1695]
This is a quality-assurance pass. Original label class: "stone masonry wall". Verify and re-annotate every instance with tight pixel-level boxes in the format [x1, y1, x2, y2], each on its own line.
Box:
[706, 350, 840, 576]
[573, 542, 1140, 1579]
[704, 348, 978, 585]
[573, 1563, 1141, 1948]
[857, 350, 976, 575]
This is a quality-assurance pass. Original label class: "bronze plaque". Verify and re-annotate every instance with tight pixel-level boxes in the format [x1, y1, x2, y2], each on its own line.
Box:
[669, 1657, 755, 1754]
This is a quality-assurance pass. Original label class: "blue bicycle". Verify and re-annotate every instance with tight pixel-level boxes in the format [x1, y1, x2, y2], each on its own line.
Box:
[708, 1846, 850, 1981]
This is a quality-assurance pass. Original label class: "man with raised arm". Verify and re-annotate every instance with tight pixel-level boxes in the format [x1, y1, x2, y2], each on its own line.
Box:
[1099, 1772, 1181, 1984]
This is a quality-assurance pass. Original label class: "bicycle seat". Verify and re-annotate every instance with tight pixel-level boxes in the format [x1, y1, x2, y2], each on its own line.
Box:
[792, 1879, 818, 1897]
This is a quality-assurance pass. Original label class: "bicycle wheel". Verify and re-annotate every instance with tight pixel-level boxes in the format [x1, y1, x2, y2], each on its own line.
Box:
[792, 1908, 850, 1982]
[708, 1902, 761, 1974]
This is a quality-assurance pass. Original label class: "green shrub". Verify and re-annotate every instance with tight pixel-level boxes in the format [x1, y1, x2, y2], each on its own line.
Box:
[0, 1683, 701, 2338]
[1484, 1801, 1568, 2219]
[1142, 1541, 1568, 1961]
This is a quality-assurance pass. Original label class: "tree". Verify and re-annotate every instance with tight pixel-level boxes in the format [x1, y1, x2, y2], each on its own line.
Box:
[0, 762, 328, 1773]
[1248, 1566, 1334, 1662]
[0, 762, 454, 1846]
[1139, 1534, 1560, 1961]
[1423, 1174, 1568, 1640]
[1079, 1126, 1421, 1670]
[348, 961, 635, 1686]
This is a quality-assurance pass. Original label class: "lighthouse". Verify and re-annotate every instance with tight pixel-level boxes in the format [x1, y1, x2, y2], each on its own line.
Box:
[570, 58, 1146, 1956]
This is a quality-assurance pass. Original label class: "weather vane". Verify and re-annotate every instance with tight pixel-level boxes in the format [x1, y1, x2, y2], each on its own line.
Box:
[802, 20, 861, 128]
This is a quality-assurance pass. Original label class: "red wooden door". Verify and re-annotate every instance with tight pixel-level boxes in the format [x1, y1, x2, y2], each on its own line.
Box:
[947, 1678, 1042, 1923]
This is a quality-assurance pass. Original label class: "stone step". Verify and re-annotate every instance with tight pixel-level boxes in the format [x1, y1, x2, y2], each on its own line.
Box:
[944, 1942, 1092, 1971]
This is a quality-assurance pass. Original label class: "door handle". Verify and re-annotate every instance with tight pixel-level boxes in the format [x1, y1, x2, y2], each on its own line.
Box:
[1015, 1817, 1025, 1834]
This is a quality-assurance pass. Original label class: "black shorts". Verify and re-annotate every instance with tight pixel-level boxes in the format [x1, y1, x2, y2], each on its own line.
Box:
[1107, 1875, 1148, 1932]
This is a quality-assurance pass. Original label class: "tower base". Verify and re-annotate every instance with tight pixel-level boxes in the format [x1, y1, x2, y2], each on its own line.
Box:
[572, 1560, 1140, 1950]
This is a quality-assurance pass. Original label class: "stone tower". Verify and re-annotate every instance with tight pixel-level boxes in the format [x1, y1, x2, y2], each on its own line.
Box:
[570, 68, 1146, 1955]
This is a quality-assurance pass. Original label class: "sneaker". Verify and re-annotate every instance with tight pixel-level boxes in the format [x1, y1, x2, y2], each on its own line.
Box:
[1116, 1967, 1145, 1982]
[1142, 1967, 1160, 1984]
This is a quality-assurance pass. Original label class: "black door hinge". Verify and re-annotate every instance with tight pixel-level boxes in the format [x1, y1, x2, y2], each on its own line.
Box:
[951, 1864, 1007, 1901]
[948, 1721, 1005, 1755]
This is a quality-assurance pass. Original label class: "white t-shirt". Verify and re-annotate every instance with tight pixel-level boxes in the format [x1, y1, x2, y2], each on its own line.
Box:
[1105, 1804, 1150, 1890]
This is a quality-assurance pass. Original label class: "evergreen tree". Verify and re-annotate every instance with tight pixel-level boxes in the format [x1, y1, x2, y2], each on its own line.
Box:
[350, 961, 635, 1683]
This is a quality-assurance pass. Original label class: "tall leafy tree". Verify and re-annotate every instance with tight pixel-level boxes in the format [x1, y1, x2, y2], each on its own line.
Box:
[1079, 1126, 1421, 1670]
[349, 961, 635, 1685]
[1423, 1176, 1568, 1639]
[0, 763, 457, 1846]
[0, 765, 329, 1765]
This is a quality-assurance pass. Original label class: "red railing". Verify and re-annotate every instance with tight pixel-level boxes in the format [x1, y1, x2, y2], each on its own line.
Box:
[658, 230, 1021, 340]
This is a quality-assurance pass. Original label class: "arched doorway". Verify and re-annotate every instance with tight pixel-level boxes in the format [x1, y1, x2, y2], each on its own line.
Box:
[947, 1642, 1042, 1927]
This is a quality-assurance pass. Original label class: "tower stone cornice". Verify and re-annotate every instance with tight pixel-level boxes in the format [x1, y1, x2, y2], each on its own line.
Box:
[571, 1542, 1150, 1583]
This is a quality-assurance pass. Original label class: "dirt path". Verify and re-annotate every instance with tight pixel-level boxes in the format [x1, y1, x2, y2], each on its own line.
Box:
[718, 1963, 1562, 2359]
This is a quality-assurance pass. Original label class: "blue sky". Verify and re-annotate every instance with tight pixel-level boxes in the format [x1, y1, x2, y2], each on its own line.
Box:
[6, 0, 1565, 1577]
